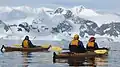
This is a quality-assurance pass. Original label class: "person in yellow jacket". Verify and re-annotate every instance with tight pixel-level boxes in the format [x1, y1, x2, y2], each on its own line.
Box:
[22, 36, 36, 48]
[69, 34, 86, 53]
[86, 37, 99, 50]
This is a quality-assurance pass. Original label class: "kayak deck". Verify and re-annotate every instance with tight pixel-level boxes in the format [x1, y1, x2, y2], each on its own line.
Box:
[1, 45, 51, 52]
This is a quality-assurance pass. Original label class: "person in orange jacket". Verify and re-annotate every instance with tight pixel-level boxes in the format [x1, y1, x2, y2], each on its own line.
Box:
[86, 37, 99, 50]
[69, 34, 86, 53]
[22, 36, 36, 48]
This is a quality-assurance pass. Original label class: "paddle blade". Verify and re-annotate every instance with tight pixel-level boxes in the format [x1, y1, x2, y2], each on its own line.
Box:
[94, 50, 108, 54]
[50, 46, 62, 52]
[40, 44, 51, 48]
[12, 44, 22, 48]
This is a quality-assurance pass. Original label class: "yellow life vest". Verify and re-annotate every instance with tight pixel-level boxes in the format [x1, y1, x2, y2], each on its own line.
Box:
[87, 42, 94, 47]
[23, 40, 29, 48]
[71, 40, 79, 46]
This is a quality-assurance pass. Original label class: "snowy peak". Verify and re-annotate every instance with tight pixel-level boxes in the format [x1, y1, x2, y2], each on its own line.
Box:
[0, 9, 27, 20]
[0, 6, 54, 14]
[12, 6, 33, 11]
[71, 6, 100, 16]
[33, 8, 51, 25]
[54, 7, 66, 14]
[0, 6, 12, 13]
[0, 6, 54, 20]
[7, 9, 27, 20]
[12, 6, 38, 14]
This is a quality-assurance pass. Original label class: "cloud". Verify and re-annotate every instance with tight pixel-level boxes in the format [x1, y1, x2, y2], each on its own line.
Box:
[0, 0, 120, 11]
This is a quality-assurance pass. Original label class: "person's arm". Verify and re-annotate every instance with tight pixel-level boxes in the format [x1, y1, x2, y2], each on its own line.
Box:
[29, 40, 36, 47]
[95, 42, 99, 49]
[69, 42, 72, 51]
[86, 43, 88, 49]
[78, 41, 86, 52]
[69, 43, 71, 49]
[79, 41, 85, 49]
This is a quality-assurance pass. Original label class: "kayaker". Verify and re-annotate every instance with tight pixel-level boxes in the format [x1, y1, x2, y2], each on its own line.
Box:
[69, 34, 86, 53]
[86, 37, 99, 50]
[22, 36, 36, 48]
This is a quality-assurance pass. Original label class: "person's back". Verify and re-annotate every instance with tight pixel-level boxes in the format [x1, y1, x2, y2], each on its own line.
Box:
[86, 37, 99, 50]
[22, 36, 36, 48]
[69, 34, 86, 53]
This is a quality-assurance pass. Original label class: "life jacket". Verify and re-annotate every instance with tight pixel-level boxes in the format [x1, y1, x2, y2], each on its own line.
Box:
[71, 40, 79, 46]
[87, 42, 94, 47]
[23, 40, 29, 48]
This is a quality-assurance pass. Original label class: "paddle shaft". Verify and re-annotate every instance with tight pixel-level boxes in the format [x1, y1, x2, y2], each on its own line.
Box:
[62, 48, 109, 50]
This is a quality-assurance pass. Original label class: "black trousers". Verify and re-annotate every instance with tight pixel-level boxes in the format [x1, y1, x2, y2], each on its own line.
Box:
[69, 45, 86, 53]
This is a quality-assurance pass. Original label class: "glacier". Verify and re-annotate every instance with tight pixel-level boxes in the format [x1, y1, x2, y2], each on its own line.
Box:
[0, 6, 120, 42]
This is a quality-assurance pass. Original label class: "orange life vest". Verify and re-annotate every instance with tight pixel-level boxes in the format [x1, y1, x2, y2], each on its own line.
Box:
[87, 42, 94, 47]
[23, 40, 29, 48]
[71, 40, 79, 46]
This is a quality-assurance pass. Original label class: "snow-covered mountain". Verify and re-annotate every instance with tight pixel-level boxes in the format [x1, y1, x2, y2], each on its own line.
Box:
[0, 6, 120, 41]
[0, 6, 53, 21]
[71, 6, 100, 16]
[0, 9, 27, 20]
[0, 20, 9, 32]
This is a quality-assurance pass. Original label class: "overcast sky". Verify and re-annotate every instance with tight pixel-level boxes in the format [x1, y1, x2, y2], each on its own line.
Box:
[0, 0, 119, 12]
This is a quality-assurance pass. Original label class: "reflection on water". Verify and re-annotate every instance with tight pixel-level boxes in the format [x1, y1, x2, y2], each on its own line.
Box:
[53, 56, 108, 67]
[68, 58, 86, 66]
[22, 52, 32, 67]
[0, 51, 54, 67]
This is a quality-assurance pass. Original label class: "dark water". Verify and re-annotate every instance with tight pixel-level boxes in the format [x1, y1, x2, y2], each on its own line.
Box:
[0, 40, 120, 67]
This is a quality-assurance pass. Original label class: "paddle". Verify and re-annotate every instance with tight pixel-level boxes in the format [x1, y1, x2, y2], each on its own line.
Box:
[12, 44, 63, 52]
[50, 46, 108, 54]
[50, 46, 63, 52]
[12, 44, 108, 54]
[11, 44, 64, 53]
[12, 44, 22, 47]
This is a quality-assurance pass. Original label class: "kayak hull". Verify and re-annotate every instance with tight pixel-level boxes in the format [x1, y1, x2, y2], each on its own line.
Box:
[53, 48, 109, 59]
[1, 45, 51, 52]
